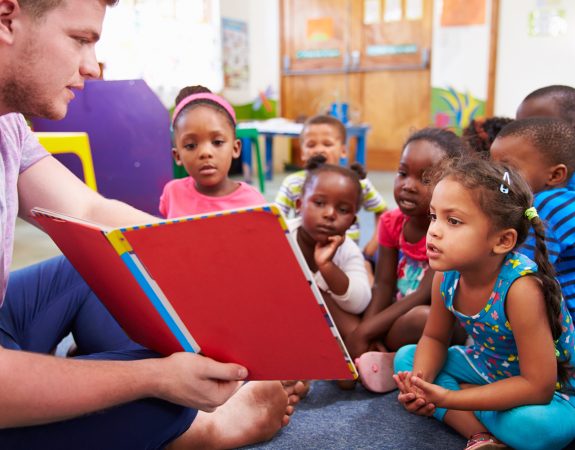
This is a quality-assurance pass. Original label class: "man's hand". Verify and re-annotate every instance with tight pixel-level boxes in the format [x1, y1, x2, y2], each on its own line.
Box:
[154, 353, 248, 412]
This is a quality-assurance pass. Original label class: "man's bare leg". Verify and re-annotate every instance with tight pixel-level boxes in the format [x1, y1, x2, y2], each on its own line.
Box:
[167, 381, 292, 450]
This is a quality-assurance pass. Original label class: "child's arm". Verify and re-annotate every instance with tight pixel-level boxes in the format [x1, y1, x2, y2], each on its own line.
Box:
[346, 267, 434, 357]
[409, 272, 454, 379]
[315, 237, 371, 314]
[410, 275, 557, 411]
[363, 212, 383, 257]
[362, 244, 398, 319]
[395, 273, 453, 415]
[360, 177, 386, 256]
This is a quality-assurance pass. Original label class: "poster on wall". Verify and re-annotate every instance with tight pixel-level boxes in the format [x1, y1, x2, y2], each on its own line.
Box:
[431, 0, 491, 132]
[529, 0, 567, 37]
[222, 18, 249, 90]
[98, 0, 222, 106]
[384, 0, 403, 22]
[364, 0, 381, 24]
[441, 0, 486, 26]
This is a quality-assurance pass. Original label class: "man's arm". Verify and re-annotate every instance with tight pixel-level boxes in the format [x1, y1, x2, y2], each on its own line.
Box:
[18, 156, 158, 227]
[9, 156, 250, 427]
[0, 348, 247, 427]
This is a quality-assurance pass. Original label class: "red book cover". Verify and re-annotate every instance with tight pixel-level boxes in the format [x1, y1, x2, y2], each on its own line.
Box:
[32, 205, 357, 381]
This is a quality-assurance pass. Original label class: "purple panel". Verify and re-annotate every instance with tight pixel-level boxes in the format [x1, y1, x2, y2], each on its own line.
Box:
[32, 79, 172, 215]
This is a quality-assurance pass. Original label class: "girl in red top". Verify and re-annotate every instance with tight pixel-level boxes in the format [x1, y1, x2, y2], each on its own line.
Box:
[346, 128, 464, 392]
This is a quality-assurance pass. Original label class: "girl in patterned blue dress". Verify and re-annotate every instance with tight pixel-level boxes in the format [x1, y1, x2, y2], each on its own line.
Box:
[394, 157, 575, 450]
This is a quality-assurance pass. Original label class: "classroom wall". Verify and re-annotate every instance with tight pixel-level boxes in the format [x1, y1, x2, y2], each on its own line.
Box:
[494, 0, 575, 117]
[220, 0, 280, 106]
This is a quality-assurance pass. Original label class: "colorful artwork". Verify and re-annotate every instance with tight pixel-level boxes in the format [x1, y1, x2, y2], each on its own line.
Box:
[529, 7, 567, 37]
[431, 86, 485, 134]
[222, 18, 249, 90]
[441, 0, 486, 26]
[306, 17, 334, 42]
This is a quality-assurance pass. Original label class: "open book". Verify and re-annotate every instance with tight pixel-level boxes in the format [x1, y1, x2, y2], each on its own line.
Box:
[32, 204, 357, 381]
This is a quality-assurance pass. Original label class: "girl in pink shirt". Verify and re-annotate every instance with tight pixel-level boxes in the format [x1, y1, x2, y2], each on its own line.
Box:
[159, 86, 265, 218]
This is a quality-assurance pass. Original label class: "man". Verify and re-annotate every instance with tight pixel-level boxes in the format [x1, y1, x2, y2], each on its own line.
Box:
[0, 0, 298, 447]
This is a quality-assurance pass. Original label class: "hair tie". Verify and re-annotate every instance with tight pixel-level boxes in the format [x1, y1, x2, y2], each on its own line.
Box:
[172, 93, 236, 127]
[525, 207, 539, 221]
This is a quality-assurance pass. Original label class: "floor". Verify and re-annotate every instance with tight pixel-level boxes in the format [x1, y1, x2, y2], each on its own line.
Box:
[11, 169, 397, 270]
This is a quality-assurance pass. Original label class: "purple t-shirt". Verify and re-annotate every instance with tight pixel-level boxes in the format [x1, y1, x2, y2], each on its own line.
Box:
[0, 113, 48, 303]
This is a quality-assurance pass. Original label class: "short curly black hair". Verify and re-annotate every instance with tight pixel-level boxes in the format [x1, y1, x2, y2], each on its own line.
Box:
[497, 117, 575, 176]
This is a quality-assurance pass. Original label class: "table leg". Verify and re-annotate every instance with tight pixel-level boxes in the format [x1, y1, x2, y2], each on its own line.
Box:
[240, 137, 253, 183]
[265, 136, 273, 180]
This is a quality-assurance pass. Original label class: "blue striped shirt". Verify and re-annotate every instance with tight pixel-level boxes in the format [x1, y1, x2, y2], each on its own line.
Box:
[520, 186, 575, 315]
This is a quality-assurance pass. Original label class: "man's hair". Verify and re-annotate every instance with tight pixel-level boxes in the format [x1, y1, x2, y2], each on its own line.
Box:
[19, 0, 118, 19]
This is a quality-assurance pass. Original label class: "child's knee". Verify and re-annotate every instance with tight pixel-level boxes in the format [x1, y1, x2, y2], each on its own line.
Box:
[393, 344, 417, 373]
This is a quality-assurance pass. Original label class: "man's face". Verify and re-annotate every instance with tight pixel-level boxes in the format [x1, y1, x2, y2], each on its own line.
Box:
[0, 0, 105, 119]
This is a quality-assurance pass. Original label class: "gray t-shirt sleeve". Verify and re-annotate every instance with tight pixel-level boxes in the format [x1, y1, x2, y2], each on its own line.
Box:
[16, 115, 49, 172]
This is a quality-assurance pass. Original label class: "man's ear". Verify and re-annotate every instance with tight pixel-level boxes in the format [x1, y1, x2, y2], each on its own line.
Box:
[546, 163, 568, 187]
[492, 228, 517, 255]
[172, 147, 182, 165]
[0, 1, 20, 45]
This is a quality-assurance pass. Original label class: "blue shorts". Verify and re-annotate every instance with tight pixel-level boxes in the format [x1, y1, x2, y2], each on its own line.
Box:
[0, 256, 196, 449]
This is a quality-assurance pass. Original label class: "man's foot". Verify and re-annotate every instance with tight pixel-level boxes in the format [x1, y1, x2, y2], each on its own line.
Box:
[169, 381, 290, 450]
[355, 351, 396, 393]
[281, 380, 311, 403]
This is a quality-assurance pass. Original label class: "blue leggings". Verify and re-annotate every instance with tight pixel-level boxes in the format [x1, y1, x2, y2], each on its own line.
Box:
[0, 256, 196, 449]
[395, 344, 575, 450]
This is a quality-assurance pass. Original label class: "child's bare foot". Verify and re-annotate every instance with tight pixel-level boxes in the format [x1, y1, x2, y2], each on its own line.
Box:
[168, 381, 289, 450]
[355, 351, 396, 393]
[281, 380, 311, 402]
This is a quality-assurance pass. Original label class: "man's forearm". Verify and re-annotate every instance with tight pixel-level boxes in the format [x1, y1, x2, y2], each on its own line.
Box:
[0, 347, 161, 428]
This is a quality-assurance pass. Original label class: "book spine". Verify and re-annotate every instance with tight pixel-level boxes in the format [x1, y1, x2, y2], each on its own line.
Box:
[105, 230, 200, 353]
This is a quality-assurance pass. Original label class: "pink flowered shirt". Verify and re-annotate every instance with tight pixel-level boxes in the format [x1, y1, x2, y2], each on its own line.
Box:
[378, 208, 429, 301]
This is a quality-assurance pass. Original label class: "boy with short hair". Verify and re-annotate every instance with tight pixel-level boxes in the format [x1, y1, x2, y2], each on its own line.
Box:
[491, 117, 575, 315]
[275, 114, 386, 259]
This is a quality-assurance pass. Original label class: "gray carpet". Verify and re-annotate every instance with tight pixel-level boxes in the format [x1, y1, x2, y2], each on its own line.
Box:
[243, 380, 466, 449]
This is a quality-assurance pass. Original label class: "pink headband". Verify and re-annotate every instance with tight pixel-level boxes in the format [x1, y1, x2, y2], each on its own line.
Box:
[172, 93, 236, 127]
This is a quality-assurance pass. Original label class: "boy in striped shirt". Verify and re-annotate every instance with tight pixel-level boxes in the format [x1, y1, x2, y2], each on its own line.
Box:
[491, 117, 575, 316]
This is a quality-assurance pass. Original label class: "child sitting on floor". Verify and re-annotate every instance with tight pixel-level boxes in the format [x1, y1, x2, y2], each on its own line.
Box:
[275, 115, 386, 270]
[347, 128, 464, 393]
[490, 117, 575, 318]
[515, 84, 575, 191]
[394, 157, 575, 450]
[159, 85, 265, 217]
[290, 155, 371, 341]
[159, 84, 307, 409]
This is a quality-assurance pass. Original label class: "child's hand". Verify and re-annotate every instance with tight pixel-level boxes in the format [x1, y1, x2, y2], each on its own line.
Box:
[409, 374, 449, 408]
[314, 235, 344, 268]
[394, 371, 436, 416]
